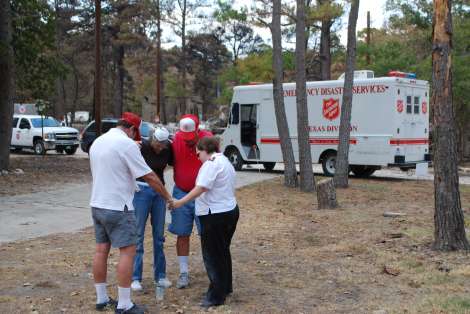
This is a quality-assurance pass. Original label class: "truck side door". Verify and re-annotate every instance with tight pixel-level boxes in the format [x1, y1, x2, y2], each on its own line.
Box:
[18, 118, 33, 147]
[11, 117, 20, 146]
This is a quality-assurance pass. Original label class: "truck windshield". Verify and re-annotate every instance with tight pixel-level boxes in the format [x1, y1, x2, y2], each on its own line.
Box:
[31, 118, 61, 128]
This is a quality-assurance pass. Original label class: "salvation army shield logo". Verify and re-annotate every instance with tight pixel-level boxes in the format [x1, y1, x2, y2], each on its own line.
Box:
[397, 100, 404, 113]
[322, 98, 340, 121]
[422, 101, 427, 114]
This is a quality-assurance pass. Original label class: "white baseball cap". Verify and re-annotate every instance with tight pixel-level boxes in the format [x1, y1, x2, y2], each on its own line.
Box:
[179, 117, 197, 140]
[154, 127, 170, 142]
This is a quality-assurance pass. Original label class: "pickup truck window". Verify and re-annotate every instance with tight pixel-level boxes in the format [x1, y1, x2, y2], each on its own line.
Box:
[19, 118, 31, 129]
[31, 117, 60, 128]
[12, 118, 19, 128]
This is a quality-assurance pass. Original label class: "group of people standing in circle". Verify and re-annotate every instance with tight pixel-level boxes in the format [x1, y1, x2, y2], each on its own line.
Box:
[89, 113, 239, 313]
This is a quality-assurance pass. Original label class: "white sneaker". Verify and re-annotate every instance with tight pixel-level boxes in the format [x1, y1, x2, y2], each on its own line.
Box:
[131, 280, 143, 291]
[176, 273, 190, 289]
[157, 278, 172, 288]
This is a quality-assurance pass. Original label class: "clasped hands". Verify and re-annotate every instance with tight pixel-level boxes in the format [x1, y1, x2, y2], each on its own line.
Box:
[167, 198, 183, 210]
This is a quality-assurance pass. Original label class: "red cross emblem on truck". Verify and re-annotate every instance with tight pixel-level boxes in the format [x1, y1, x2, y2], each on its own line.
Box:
[323, 98, 340, 121]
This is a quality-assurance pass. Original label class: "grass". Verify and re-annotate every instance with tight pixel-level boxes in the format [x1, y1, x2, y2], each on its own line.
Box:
[430, 296, 470, 313]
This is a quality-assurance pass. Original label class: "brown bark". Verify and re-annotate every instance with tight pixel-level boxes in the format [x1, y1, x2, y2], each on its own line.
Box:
[54, 1, 66, 120]
[272, 0, 298, 188]
[94, 0, 102, 136]
[316, 178, 338, 209]
[333, 0, 359, 188]
[113, 45, 124, 118]
[296, 0, 315, 192]
[431, 0, 469, 251]
[180, 0, 188, 115]
[156, 0, 164, 123]
[319, 0, 332, 81]
[0, 0, 14, 170]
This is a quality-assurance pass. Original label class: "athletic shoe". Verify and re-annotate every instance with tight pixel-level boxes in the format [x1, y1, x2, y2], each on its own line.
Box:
[176, 272, 189, 289]
[130, 280, 143, 292]
[115, 303, 145, 314]
[96, 297, 117, 311]
[157, 278, 172, 288]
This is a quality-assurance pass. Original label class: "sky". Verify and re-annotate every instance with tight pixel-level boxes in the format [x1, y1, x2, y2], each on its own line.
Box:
[162, 0, 389, 48]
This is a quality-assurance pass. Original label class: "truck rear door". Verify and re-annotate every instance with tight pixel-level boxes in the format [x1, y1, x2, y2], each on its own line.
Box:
[401, 86, 428, 161]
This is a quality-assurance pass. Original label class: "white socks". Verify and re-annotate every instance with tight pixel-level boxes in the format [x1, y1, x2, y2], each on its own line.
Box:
[178, 256, 189, 274]
[117, 286, 133, 310]
[94, 283, 109, 304]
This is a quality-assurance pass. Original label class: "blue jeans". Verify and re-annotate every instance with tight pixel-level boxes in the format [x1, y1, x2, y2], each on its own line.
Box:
[132, 183, 167, 282]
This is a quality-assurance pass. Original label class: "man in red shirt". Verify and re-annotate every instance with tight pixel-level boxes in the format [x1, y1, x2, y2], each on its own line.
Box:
[169, 114, 212, 289]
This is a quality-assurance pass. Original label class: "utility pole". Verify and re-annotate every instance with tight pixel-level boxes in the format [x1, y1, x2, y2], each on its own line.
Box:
[95, 0, 102, 136]
[366, 11, 371, 65]
[156, 0, 162, 123]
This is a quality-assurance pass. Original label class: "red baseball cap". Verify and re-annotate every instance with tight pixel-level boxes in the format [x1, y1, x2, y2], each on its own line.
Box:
[121, 112, 141, 141]
[179, 114, 199, 141]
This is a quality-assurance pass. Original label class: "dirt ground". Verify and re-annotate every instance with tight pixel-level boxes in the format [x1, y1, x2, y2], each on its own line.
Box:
[1, 175, 470, 313]
[0, 155, 91, 196]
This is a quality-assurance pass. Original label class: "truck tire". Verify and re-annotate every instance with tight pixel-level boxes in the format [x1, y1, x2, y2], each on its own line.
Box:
[65, 147, 77, 155]
[224, 147, 243, 171]
[321, 151, 337, 177]
[33, 139, 46, 155]
[351, 165, 376, 178]
[263, 162, 276, 171]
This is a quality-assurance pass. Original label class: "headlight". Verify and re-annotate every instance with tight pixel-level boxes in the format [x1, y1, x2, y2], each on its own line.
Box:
[45, 133, 56, 140]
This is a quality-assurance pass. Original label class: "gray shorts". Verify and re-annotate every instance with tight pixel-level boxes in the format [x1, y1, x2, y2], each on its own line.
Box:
[92, 207, 137, 248]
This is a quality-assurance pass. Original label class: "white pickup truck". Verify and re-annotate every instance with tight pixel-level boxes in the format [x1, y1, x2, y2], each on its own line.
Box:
[11, 114, 80, 155]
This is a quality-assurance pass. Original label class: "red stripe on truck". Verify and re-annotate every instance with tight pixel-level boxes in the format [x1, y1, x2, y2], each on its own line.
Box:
[389, 138, 429, 145]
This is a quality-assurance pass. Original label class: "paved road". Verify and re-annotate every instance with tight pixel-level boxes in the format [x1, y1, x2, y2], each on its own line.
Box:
[0, 169, 279, 244]
[246, 163, 470, 185]
[2, 154, 469, 244]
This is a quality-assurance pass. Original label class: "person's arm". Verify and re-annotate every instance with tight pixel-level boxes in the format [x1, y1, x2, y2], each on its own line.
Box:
[171, 185, 207, 209]
[142, 171, 172, 202]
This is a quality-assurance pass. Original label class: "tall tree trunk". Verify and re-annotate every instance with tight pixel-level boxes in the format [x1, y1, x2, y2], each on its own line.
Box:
[296, 0, 315, 191]
[272, 0, 298, 188]
[319, 0, 332, 81]
[319, 19, 332, 80]
[54, 0, 66, 120]
[0, 0, 14, 171]
[113, 45, 124, 118]
[94, 0, 102, 136]
[181, 0, 188, 115]
[161, 80, 167, 123]
[156, 0, 164, 124]
[431, 0, 469, 251]
[333, 0, 359, 188]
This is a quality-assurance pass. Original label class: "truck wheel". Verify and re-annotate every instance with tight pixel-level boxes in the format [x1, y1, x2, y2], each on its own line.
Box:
[351, 165, 376, 178]
[65, 147, 77, 155]
[263, 162, 276, 172]
[33, 140, 46, 155]
[224, 147, 243, 171]
[321, 151, 337, 177]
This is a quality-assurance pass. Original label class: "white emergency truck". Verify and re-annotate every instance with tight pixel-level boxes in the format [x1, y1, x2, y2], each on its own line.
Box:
[11, 114, 80, 155]
[221, 70, 431, 177]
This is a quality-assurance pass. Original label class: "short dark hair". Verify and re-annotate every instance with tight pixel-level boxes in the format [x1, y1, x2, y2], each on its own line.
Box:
[197, 137, 220, 154]
[116, 119, 133, 129]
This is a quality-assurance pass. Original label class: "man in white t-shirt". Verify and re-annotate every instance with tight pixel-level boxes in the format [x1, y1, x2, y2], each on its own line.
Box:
[89, 112, 172, 314]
